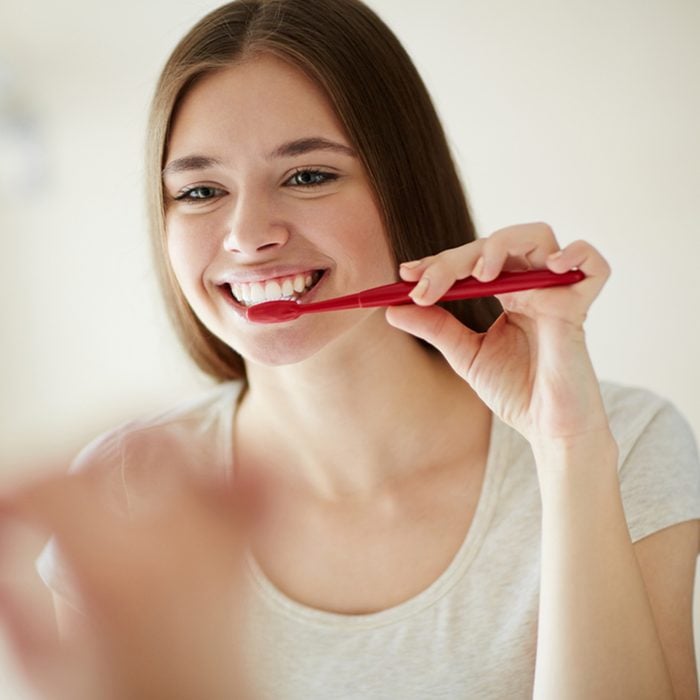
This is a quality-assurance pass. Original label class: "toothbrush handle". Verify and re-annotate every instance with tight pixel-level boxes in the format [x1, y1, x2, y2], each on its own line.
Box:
[356, 268, 585, 308]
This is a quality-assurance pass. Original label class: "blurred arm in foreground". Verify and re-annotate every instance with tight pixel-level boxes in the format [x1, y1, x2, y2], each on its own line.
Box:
[0, 466, 260, 700]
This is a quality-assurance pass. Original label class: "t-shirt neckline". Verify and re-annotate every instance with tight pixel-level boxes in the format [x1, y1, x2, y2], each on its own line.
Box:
[226, 382, 512, 630]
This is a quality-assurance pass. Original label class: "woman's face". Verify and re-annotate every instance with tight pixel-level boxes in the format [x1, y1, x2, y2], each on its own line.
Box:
[163, 54, 397, 366]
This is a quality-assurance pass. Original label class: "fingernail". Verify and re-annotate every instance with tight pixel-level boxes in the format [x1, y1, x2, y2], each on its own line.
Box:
[410, 277, 429, 299]
[401, 260, 422, 270]
[473, 257, 485, 278]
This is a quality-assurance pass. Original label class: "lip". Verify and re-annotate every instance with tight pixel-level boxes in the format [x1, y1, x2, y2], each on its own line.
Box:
[217, 269, 329, 320]
[216, 265, 326, 286]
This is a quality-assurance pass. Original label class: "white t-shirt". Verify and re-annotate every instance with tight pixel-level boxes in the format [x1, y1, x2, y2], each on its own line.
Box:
[37, 381, 700, 699]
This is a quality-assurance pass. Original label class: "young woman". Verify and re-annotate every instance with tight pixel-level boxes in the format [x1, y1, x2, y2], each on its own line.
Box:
[27, 0, 700, 697]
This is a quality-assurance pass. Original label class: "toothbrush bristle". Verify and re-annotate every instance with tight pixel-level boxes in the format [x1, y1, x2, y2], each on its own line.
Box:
[246, 300, 302, 323]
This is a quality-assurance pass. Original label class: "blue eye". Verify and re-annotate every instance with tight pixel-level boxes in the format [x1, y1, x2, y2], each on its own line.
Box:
[286, 169, 338, 188]
[175, 185, 226, 202]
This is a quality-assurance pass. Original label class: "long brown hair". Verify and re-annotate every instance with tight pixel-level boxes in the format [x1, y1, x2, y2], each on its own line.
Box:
[146, 0, 501, 382]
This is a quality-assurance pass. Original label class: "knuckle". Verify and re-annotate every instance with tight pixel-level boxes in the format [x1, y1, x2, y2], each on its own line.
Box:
[480, 234, 500, 255]
[433, 245, 473, 278]
[533, 221, 555, 236]
[526, 222, 558, 249]
[413, 254, 435, 269]
[430, 251, 451, 269]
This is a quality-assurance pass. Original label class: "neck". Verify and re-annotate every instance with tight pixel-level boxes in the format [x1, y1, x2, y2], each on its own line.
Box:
[236, 315, 489, 500]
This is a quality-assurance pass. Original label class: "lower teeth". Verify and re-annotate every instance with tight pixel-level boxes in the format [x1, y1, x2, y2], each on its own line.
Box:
[241, 294, 300, 307]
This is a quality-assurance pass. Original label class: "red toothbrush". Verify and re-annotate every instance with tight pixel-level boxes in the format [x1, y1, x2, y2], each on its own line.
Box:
[246, 268, 585, 323]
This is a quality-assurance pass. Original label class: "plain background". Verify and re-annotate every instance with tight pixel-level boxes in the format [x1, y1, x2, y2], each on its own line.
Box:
[1, 0, 698, 696]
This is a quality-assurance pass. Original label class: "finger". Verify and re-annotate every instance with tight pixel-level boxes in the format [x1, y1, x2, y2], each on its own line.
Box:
[386, 304, 482, 379]
[1, 474, 121, 558]
[0, 586, 85, 700]
[476, 223, 560, 281]
[407, 242, 485, 306]
[3, 469, 245, 553]
[1, 473, 91, 526]
[0, 519, 62, 672]
[398, 255, 435, 282]
[406, 222, 562, 305]
[0, 584, 61, 673]
[545, 239, 611, 300]
[0, 514, 82, 700]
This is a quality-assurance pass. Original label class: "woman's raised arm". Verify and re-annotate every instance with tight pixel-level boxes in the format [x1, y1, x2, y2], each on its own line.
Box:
[387, 221, 698, 698]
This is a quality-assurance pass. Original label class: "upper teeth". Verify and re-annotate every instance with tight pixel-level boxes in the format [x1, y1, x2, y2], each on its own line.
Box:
[230, 272, 320, 306]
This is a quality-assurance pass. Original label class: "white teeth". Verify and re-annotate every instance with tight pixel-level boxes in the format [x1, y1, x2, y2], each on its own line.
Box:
[264, 280, 282, 301]
[281, 278, 294, 297]
[229, 271, 321, 306]
[250, 282, 265, 303]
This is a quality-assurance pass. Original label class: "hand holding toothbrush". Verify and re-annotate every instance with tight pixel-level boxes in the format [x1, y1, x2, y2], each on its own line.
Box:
[385, 223, 612, 451]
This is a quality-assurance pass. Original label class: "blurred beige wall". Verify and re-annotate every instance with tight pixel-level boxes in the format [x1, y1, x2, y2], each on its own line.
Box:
[0, 0, 698, 694]
[1, 0, 698, 466]
[1, 0, 698, 470]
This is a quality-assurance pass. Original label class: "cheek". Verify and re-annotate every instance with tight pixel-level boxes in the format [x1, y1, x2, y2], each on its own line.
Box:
[348, 212, 395, 274]
[352, 190, 394, 266]
[321, 192, 394, 271]
[165, 217, 216, 289]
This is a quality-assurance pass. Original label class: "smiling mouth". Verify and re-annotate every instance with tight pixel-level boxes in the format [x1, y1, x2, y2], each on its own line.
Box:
[223, 270, 325, 307]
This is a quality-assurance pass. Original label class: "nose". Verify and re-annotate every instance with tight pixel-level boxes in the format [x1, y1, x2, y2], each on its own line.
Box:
[222, 192, 289, 255]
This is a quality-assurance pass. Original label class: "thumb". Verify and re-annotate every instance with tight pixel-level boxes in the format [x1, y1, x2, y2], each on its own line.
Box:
[385, 304, 482, 379]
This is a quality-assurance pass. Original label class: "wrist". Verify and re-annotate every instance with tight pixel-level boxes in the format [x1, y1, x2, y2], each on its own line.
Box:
[531, 429, 622, 519]
[530, 427, 619, 476]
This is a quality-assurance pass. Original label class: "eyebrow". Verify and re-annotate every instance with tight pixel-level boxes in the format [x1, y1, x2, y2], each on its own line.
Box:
[162, 137, 356, 177]
[268, 137, 356, 159]
[162, 155, 223, 177]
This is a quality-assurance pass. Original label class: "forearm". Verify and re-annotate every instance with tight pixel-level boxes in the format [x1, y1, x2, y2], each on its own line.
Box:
[532, 430, 674, 700]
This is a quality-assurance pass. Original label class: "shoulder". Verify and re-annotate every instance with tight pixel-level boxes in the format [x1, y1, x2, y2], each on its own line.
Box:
[599, 380, 697, 466]
[599, 381, 700, 542]
[504, 381, 693, 468]
[68, 381, 244, 512]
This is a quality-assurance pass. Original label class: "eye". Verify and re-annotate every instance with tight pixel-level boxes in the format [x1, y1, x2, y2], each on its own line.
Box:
[174, 185, 226, 203]
[285, 169, 338, 188]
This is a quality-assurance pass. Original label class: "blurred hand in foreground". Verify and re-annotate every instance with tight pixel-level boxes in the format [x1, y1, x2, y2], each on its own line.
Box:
[0, 467, 260, 700]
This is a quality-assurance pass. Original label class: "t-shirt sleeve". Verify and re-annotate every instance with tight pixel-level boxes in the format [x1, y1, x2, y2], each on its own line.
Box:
[617, 398, 700, 543]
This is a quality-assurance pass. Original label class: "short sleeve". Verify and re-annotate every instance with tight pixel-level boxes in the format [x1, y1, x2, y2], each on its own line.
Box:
[618, 400, 700, 543]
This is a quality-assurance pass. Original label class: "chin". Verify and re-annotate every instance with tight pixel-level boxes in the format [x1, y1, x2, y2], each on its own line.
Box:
[211, 308, 382, 369]
[214, 321, 341, 368]
[238, 339, 326, 367]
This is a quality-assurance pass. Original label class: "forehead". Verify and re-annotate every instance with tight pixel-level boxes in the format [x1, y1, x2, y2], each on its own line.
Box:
[167, 54, 349, 160]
